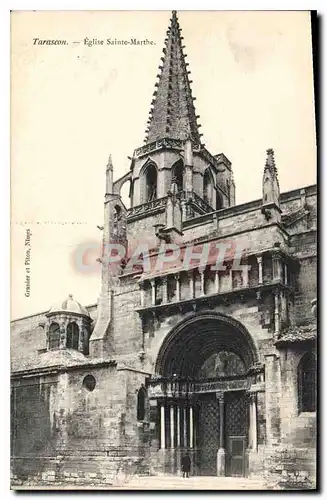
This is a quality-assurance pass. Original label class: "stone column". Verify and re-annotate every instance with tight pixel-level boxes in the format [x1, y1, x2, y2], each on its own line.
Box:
[274, 290, 280, 337]
[189, 271, 195, 299]
[272, 251, 283, 282]
[249, 393, 258, 451]
[256, 255, 263, 285]
[215, 270, 220, 293]
[177, 405, 181, 448]
[160, 404, 165, 449]
[151, 280, 156, 306]
[189, 406, 194, 448]
[175, 274, 181, 302]
[183, 405, 187, 448]
[200, 270, 205, 296]
[170, 404, 175, 449]
[193, 403, 197, 449]
[242, 265, 249, 288]
[162, 277, 168, 304]
[216, 392, 226, 476]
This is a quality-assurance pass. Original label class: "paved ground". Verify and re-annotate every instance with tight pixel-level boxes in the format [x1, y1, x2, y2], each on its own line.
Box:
[12, 474, 270, 491]
[114, 474, 268, 490]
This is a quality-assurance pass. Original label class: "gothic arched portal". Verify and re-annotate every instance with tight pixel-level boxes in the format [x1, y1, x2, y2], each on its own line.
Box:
[155, 312, 258, 377]
[153, 313, 259, 477]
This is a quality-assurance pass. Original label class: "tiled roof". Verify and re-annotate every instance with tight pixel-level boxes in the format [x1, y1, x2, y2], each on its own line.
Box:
[275, 324, 317, 346]
[11, 349, 115, 374]
[47, 294, 90, 317]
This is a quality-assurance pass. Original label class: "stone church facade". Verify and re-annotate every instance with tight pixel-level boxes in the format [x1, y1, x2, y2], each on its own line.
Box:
[11, 12, 317, 489]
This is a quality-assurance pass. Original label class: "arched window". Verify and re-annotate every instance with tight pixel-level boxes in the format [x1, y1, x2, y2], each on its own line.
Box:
[172, 160, 184, 192]
[298, 352, 316, 413]
[203, 169, 214, 206]
[137, 386, 147, 421]
[66, 322, 79, 350]
[48, 322, 60, 350]
[129, 179, 134, 208]
[145, 164, 157, 202]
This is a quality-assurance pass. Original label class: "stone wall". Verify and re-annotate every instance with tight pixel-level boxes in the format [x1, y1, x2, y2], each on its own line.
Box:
[11, 453, 145, 488]
[264, 446, 316, 490]
[292, 234, 317, 325]
[11, 364, 152, 486]
[113, 281, 144, 356]
[263, 342, 316, 490]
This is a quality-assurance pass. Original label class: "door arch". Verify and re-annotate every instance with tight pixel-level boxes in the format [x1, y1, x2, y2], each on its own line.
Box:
[155, 312, 259, 377]
[153, 312, 259, 477]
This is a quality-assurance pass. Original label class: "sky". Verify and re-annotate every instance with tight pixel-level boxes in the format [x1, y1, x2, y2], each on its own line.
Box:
[11, 10, 316, 319]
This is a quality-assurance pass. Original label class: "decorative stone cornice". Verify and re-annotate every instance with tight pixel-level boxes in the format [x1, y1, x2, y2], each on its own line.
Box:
[126, 190, 214, 222]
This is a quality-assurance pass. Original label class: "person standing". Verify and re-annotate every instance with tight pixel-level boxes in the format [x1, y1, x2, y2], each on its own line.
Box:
[181, 453, 191, 478]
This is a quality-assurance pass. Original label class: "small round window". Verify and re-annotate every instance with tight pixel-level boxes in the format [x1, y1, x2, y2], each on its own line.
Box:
[83, 374, 96, 392]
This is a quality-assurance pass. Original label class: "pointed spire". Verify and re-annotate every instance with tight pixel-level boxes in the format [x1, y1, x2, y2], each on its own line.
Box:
[265, 148, 278, 176]
[106, 154, 113, 194]
[262, 148, 280, 209]
[106, 154, 113, 171]
[145, 11, 202, 145]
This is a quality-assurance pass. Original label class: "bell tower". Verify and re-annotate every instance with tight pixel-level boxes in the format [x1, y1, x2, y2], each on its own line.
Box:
[126, 11, 235, 222]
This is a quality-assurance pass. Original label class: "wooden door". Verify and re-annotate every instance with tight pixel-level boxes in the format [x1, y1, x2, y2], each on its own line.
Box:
[227, 436, 246, 477]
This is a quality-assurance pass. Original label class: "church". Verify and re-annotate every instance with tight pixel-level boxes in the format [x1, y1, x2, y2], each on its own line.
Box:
[11, 11, 317, 489]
